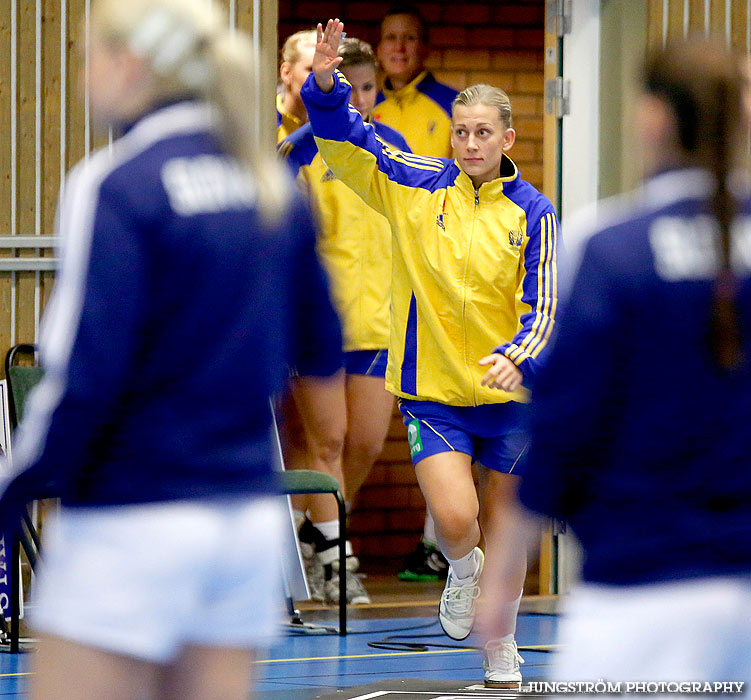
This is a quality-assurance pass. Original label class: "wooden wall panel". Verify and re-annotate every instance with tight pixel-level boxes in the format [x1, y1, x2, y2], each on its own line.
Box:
[67, 0, 87, 169]
[40, 0, 63, 315]
[647, 0, 666, 47]
[646, 0, 751, 172]
[688, 0, 706, 36]
[648, 0, 749, 50]
[16, 1, 38, 347]
[628, 1, 751, 191]
[710, 0, 728, 36]
[0, 0, 279, 369]
[667, 0, 686, 37]
[542, 9, 559, 208]
[0, 4, 14, 355]
[731, 0, 749, 49]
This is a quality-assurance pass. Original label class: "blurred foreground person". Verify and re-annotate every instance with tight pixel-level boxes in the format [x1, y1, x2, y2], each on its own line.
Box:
[481, 40, 751, 688]
[0, 1, 341, 698]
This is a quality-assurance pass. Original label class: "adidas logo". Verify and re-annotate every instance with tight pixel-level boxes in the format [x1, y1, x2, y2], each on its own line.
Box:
[321, 169, 337, 182]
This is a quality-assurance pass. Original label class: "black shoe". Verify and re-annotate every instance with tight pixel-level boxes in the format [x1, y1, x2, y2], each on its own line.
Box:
[398, 541, 448, 581]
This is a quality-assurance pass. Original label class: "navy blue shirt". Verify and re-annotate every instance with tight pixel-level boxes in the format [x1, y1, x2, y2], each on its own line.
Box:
[520, 168, 751, 585]
[4, 101, 342, 509]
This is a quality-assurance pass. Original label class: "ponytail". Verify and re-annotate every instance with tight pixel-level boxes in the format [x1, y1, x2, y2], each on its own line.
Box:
[207, 31, 289, 222]
[709, 81, 743, 370]
[644, 40, 745, 370]
[92, 0, 287, 222]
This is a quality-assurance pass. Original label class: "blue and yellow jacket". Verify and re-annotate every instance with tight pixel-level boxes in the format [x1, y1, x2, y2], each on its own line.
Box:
[302, 72, 560, 406]
[280, 120, 410, 352]
[373, 71, 457, 158]
[277, 93, 305, 143]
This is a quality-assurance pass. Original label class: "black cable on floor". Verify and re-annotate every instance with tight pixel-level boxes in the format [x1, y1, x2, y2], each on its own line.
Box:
[367, 635, 558, 653]
[285, 618, 440, 637]
[368, 633, 469, 652]
[285, 611, 558, 642]
[366, 612, 559, 652]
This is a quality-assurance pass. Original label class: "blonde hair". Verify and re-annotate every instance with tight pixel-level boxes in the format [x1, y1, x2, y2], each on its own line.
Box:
[280, 29, 316, 66]
[453, 84, 512, 129]
[91, 0, 286, 221]
[338, 37, 377, 71]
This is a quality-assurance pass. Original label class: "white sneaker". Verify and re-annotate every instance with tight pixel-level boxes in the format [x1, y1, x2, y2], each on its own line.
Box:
[438, 547, 483, 640]
[324, 570, 371, 605]
[332, 553, 360, 573]
[483, 637, 524, 688]
[300, 542, 325, 603]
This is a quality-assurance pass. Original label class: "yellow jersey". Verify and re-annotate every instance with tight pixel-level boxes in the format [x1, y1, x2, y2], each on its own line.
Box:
[280, 120, 410, 352]
[302, 71, 561, 406]
[373, 71, 457, 158]
[276, 93, 305, 144]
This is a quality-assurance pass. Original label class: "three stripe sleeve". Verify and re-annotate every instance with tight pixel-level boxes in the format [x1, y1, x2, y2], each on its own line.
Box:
[495, 207, 560, 383]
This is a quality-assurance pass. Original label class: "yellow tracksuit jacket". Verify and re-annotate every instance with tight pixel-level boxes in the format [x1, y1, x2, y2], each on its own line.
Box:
[302, 72, 560, 406]
[276, 93, 304, 143]
[279, 120, 411, 352]
[373, 71, 457, 158]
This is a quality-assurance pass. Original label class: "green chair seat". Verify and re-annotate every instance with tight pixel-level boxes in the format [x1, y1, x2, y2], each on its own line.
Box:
[279, 470, 341, 495]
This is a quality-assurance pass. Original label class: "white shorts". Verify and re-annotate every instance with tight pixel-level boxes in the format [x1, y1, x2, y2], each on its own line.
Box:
[552, 576, 751, 691]
[31, 496, 286, 664]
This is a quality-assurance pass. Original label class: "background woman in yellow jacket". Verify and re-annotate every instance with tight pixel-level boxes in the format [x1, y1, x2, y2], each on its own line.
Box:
[277, 29, 316, 142]
[276, 29, 354, 605]
[280, 37, 411, 606]
[302, 19, 561, 689]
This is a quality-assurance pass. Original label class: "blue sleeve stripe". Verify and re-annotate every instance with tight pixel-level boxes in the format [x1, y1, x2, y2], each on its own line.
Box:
[505, 212, 558, 362]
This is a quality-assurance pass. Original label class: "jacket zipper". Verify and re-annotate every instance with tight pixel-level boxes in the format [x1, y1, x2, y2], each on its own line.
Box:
[462, 189, 480, 405]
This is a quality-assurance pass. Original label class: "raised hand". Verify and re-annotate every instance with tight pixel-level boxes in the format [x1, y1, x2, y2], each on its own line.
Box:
[313, 19, 344, 93]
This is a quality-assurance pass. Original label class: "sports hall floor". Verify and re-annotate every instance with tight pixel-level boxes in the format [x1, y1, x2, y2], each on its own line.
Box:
[0, 575, 559, 698]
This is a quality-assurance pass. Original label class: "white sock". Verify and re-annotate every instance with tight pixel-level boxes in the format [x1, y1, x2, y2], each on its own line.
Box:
[423, 510, 438, 547]
[293, 509, 306, 532]
[497, 591, 523, 637]
[315, 519, 340, 542]
[446, 548, 480, 582]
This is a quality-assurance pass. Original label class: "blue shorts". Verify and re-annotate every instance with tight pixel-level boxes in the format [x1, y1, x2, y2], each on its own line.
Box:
[398, 399, 528, 474]
[344, 349, 388, 378]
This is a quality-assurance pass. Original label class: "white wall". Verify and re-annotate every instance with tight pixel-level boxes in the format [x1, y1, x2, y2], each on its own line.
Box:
[561, 0, 601, 223]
